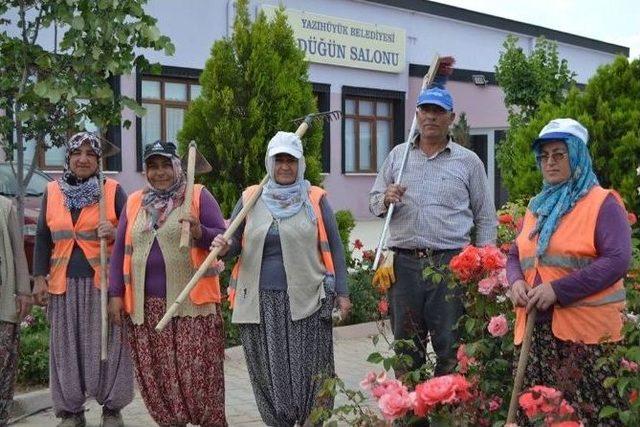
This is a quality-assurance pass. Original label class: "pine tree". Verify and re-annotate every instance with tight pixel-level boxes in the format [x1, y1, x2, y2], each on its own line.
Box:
[178, 0, 322, 216]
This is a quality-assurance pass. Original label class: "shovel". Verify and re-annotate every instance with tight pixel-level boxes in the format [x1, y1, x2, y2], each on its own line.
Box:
[179, 141, 213, 249]
[155, 110, 342, 331]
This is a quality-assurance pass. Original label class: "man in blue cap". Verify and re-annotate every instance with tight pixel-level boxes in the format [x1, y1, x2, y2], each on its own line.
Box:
[369, 82, 496, 377]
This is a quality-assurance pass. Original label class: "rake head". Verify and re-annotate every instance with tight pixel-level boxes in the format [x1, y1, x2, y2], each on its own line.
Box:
[292, 110, 342, 128]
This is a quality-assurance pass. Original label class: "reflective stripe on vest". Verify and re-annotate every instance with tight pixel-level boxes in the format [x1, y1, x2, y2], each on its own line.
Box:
[45, 178, 118, 294]
[121, 184, 221, 315]
[227, 185, 334, 308]
[514, 186, 626, 345]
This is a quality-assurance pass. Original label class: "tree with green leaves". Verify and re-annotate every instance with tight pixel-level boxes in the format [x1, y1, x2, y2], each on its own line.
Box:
[178, 0, 322, 216]
[495, 35, 576, 122]
[494, 35, 577, 202]
[0, 0, 174, 225]
[451, 112, 471, 148]
[495, 56, 640, 212]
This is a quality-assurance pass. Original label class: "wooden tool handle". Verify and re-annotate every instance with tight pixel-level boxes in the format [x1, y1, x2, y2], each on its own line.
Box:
[180, 142, 197, 249]
[99, 173, 108, 361]
[156, 117, 317, 331]
[506, 308, 538, 423]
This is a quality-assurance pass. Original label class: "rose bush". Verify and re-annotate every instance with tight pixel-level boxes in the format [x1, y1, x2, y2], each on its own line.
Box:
[314, 192, 640, 426]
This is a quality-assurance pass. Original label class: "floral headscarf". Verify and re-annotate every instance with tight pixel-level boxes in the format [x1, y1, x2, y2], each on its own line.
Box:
[58, 132, 102, 210]
[141, 154, 186, 230]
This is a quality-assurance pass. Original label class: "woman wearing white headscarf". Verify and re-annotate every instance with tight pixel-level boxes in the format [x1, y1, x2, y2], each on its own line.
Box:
[33, 132, 133, 427]
[212, 131, 351, 427]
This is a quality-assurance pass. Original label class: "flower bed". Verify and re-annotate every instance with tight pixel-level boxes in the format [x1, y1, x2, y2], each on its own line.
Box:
[313, 196, 640, 426]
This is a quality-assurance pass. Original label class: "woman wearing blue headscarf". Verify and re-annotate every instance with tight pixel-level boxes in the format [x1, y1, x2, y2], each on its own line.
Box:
[212, 131, 351, 427]
[506, 118, 632, 425]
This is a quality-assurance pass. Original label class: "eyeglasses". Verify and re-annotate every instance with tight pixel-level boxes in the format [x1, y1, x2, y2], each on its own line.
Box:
[536, 151, 568, 164]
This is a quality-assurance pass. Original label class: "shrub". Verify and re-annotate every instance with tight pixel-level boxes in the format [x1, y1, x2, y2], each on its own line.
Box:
[17, 306, 49, 386]
[335, 209, 356, 267]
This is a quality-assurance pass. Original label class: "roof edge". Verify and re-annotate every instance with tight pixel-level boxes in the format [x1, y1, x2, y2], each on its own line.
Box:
[366, 0, 629, 56]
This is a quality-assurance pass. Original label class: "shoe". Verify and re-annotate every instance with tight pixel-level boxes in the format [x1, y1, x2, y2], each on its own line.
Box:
[101, 407, 124, 427]
[56, 412, 86, 427]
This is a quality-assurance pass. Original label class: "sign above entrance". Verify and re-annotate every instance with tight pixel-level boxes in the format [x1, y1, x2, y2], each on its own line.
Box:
[262, 5, 406, 74]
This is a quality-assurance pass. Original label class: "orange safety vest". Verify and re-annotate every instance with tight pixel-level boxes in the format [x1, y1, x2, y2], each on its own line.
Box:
[514, 186, 626, 345]
[228, 185, 335, 307]
[122, 184, 221, 314]
[46, 178, 118, 294]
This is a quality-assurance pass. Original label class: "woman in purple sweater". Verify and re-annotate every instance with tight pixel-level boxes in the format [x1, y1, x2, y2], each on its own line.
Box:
[507, 118, 631, 425]
[108, 141, 227, 427]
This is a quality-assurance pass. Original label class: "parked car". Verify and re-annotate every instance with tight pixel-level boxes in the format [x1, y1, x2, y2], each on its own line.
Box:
[0, 163, 53, 274]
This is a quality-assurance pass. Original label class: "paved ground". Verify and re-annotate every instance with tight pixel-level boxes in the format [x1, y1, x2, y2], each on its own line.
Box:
[13, 321, 391, 426]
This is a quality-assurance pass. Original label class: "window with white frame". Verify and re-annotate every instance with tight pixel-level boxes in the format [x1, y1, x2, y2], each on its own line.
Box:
[343, 96, 393, 173]
[139, 77, 201, 152]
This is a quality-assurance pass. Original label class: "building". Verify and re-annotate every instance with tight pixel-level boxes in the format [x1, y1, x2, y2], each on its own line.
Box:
[12, 0, 629, 219]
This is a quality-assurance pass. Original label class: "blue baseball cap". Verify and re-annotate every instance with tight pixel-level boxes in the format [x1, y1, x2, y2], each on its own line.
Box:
[416, 87, 454, 111]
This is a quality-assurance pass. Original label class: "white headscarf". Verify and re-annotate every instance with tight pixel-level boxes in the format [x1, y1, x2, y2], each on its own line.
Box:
[260, 132, 316, 222]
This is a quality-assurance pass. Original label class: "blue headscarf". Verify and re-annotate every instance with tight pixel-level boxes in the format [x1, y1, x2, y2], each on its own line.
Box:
[528, 135, 599, 256]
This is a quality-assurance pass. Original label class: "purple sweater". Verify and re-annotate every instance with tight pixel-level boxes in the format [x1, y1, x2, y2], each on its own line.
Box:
[109, 189, 226, 298]
[507, 194, 632, 322]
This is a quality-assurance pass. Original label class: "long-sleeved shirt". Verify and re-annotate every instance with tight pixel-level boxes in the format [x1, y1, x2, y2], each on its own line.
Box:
[506, 194, 632, 322]
[109, 188, 226, 298]
[33, 185, 127, 278]
[369, 137, 497, 249]
[0, 196, 31, 323]
[225, 195, 349, 296]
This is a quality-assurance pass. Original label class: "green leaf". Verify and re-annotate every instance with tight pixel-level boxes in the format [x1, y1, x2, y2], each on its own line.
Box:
[121, 97, 147, 117]
[33, 81, 50, 98]
[93, 85, 113, 100]
[465, 317, 476, 335]
[366, 352, 383, 364]
[71, 16, 85, 30]
[599, 406, 618, 419]
[16, 110, 32, 122]
[143, 25, 161, 41]
[617, 377, 631, 397]
[603, 377, 618, 389]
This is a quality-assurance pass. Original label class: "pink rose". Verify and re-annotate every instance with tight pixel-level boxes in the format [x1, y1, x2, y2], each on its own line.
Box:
[372, 378, 403, 399]
[360, 371, 387, 391]
[487, 314, 508, 337]
[621, 358, 639, 372]
[378, 298, 389, 316]
[478, 276, 498, 296]
[413, 374, 472, 412]
[378, 386, 413, 421]
[494, 269, 509, 289]
[456, 344, 476, 374]
[488, 396, 502, 412]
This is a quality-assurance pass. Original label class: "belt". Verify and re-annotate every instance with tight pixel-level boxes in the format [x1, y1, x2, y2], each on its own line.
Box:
[390, 247, 460, 259]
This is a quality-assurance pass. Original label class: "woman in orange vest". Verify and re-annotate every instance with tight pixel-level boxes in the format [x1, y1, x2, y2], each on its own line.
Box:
[507, 118, 631, 424]
[108, 141, 227, 427]
[32, 132, 133, 427]
[211, 131, 352, 427]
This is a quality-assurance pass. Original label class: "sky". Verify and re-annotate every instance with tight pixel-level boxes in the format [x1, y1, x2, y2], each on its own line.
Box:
[431, 0, 640, 59]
